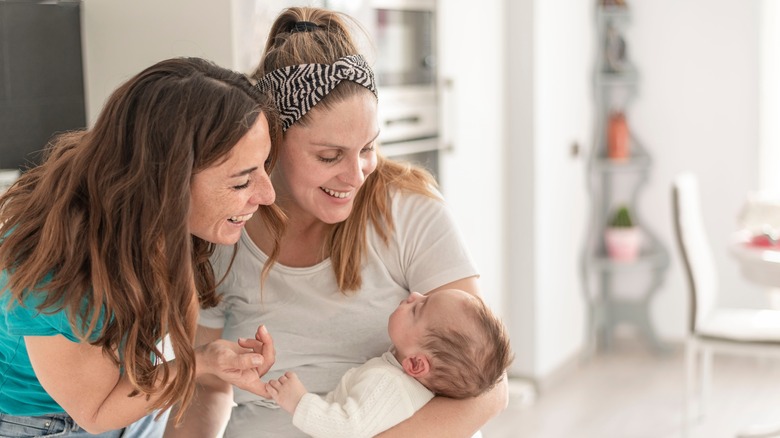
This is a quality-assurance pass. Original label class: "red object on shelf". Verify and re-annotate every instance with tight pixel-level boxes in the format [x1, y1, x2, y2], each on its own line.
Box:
[607, 112, 629, 161]
[748, 234, 780, 248]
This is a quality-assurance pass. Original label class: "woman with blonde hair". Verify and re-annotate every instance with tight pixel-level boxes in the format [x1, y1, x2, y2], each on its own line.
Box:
[0, 57, 279, 437]
[169, 7, 507, 437]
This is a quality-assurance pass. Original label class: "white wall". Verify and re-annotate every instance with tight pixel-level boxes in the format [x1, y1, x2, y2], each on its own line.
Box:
[760, 0, 780, 192]
[81, 0, 269, 125]
[437, 0, 506, 318]
[506, 0, 538, 377]
[506, 0, 592, 378]
[533, 0, 591, 376]
[629, 0, 764, 341]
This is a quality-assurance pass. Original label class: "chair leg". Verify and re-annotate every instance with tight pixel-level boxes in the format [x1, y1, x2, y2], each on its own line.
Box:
[701, 347, 712, 419]
[684, 338, 698, 437]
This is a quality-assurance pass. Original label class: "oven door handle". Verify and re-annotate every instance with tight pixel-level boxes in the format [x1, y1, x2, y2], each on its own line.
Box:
[384, 115, 422, 126]
[380, 137, 440, 157]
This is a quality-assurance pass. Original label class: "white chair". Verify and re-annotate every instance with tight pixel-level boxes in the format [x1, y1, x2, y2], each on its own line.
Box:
[672, 172, 780, 438]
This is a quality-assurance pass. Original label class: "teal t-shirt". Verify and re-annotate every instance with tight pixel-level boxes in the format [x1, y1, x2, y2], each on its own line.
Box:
[0, 271, 105, 415]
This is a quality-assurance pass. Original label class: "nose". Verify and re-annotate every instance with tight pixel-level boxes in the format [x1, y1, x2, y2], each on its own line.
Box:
[407, 291, 424, 303]
[250, 174, 276, 206]
[339, 154, 368, 187]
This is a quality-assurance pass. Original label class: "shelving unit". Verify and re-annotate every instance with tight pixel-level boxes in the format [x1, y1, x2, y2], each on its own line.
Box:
[581, 2, 670, 354]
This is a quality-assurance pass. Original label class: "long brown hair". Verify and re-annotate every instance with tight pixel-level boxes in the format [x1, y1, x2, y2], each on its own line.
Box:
[256, 7, 437, 292]
[0, 57, 282, 420]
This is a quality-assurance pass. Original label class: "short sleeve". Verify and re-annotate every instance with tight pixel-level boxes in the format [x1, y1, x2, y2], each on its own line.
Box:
[391, 190, 479, 293]
[2, 291, 82, 343]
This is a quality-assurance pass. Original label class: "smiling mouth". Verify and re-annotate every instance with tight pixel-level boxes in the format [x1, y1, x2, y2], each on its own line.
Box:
[228, 213, 253, 223]
[321, 187, 351, 199]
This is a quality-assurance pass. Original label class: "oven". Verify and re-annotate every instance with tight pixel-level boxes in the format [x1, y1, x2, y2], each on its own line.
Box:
[379, 136, 439, 179]
[325, 0, 441, 181]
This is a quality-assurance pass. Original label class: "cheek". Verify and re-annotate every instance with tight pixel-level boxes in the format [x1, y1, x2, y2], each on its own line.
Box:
[364, 156, 378, 175]
[191, 190, 217, 220]
[278, 155, 312, 187]
[389, 307, 410, 331]
[387, 310, 400, 331]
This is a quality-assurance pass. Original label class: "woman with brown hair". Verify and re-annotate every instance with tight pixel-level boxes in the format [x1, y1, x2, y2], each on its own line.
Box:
[0, 57, 279, 437]
[169, 7, 507, 438]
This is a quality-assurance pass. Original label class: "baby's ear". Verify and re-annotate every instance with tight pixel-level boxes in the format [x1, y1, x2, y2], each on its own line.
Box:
[402, 354, 431, 378]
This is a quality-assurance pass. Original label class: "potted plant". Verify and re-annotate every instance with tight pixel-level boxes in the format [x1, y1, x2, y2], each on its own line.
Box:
[605, 205, 641, 262]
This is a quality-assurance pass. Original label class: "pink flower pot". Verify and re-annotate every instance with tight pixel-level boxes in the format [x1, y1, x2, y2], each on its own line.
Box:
[605, 227, 642, 262]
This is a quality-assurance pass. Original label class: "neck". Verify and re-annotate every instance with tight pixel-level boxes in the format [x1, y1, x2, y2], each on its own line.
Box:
[246, 209, 333, 267]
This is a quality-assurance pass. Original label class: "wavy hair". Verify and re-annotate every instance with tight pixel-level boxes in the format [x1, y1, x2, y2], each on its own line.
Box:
[255, 7, 437, 292]
[0, 57, 283, 421]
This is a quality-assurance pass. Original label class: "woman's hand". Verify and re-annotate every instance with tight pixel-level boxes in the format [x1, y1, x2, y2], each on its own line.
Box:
[196, 325, 275, 397]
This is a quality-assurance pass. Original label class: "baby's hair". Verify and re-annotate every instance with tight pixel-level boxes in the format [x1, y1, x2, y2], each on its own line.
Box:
[421, 296, 513, 399]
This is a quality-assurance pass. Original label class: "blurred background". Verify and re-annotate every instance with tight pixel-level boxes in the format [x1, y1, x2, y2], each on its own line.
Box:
[2, 0, 778, 436]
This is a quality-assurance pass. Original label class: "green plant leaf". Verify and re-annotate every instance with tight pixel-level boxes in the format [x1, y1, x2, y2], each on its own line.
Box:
[609, 206, 633, 227]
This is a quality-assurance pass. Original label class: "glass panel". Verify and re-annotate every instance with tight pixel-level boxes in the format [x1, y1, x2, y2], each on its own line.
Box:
[374, 9, 434, 87]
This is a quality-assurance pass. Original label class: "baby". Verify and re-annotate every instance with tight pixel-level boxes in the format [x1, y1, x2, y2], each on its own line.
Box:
[266, 288, 514, 438]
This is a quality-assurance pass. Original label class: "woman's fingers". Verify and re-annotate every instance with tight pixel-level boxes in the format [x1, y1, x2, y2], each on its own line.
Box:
[255, 325, 275, 359]
[235, 338, 265, 370]
[197, 328, 277, 398]
[253, 325, 275, 376]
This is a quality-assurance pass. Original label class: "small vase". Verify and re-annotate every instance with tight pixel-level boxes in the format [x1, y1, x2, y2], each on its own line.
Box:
[607, 112, 630, 161]
[605, 227, 641, 262]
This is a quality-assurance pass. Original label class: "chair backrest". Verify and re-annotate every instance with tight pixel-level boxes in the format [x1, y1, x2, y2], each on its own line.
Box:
[672, 172, 719, 334]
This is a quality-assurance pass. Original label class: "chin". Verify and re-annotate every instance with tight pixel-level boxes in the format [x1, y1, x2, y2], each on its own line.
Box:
[195, 230, 242, 246]
[221, 233, 243, 245]
[320, 208, 354, 225]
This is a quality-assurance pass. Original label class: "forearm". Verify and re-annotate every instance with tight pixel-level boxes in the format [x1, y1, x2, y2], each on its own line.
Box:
[375, 377, 508, 438]
[84, 341, 244, 433]
[82, 369, 181, 433]
[164, 325, 274, 437]
[163, 375, 234, 438]
[28, 332, 267, 435]
[27, 335, 179, 434]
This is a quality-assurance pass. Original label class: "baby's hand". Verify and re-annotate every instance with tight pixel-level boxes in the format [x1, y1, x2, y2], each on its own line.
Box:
[267, 371, 308, 414]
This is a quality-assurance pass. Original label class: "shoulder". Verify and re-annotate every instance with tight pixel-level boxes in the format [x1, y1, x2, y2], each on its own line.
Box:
[389, 187, 448, 222]
[387, 186, 464, 241]
[352, 354, 407, 381]
[1, 288, 82, 341]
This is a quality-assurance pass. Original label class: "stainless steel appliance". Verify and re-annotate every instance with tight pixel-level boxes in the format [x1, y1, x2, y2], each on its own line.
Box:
[0, 0, 85, 170]
[325, 0, 440, 180]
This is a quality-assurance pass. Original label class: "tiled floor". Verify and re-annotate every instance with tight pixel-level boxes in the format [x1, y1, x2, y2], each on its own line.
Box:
[482, 340, 780, 438]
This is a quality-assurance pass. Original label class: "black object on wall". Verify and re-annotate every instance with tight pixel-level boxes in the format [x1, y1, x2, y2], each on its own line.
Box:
[0, 0, 86, 170]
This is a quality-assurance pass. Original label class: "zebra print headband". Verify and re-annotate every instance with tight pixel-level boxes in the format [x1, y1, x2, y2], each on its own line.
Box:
[256, 54, 377, 131]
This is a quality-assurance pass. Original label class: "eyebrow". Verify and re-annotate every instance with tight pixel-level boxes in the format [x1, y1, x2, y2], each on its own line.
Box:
[311, 130, 381, 149]
[418, 295, 429, 320]
[229, 167, 258, 178]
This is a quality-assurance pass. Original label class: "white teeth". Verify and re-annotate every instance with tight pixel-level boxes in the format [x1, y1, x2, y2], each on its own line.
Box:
[228, 213, 253, 223]
[321, 187, 350, 199]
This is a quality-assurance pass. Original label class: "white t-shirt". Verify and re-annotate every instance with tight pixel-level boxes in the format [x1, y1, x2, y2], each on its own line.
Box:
[200, 190, 478, 437]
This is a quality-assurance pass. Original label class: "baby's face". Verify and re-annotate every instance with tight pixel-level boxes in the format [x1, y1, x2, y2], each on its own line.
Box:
[388, 289, 476, 359]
